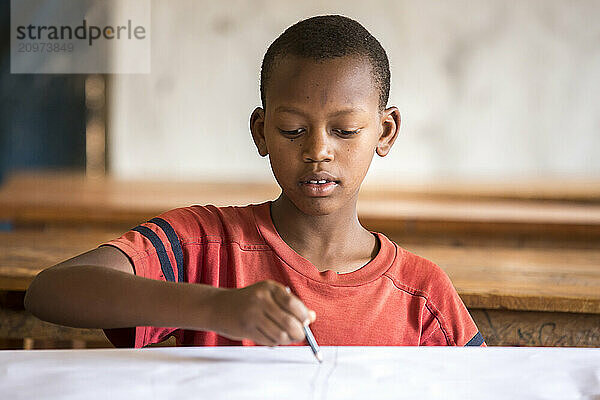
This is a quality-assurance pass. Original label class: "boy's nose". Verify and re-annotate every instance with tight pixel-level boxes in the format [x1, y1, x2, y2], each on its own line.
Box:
[302, 130, 334, 163]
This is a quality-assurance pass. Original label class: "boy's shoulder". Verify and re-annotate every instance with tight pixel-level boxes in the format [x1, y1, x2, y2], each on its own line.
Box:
[384, 241, 458, 304]
[151, 201, 267, 244]
[385, 241, 483, 346]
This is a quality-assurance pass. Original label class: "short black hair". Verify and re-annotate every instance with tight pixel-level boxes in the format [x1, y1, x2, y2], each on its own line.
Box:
[260, 15, 390, 111]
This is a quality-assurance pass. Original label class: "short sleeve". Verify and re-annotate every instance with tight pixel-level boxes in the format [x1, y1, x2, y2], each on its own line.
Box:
[99, 208, 191, 348]
[419, 266, 487, 347]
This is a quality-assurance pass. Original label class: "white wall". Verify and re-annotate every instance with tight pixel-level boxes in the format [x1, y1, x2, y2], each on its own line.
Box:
[108, 0, 600, 185]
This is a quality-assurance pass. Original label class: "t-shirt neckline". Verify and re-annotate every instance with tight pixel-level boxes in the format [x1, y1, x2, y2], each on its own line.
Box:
[252, 200, 397, 286]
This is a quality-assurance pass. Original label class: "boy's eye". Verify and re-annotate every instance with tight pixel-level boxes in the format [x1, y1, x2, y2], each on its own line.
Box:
[278, 128, 304, 136]
[335, 129, 360, 136]
[277, 128, 360, 136]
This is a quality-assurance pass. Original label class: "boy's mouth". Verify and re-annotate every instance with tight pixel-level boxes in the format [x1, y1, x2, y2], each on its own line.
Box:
[298, 171, 340, 184]
[298, 172, 340, 197]
[298, 180, 338, 197]
[300, 179, 338, 184]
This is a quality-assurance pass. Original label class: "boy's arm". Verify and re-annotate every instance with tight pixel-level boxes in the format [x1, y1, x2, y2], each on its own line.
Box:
[24, 245, 316, 346]
[24, 245, 221, 331]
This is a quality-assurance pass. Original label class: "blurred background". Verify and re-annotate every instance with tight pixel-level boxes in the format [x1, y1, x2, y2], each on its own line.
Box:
[0, 1, 599, 350]
[1, 0, 599, 183]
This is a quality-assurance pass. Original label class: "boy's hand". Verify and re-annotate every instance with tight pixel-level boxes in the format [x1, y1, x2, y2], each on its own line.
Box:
[209, 280, 317, 346]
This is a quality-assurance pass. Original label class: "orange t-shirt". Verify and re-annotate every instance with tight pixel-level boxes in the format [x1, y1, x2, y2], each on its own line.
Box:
[101, 201, 486, 348]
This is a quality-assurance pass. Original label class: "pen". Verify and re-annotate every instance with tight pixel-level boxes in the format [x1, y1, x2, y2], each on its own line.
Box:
[303, 322, 323, 363]
[286, 286, 323, 363]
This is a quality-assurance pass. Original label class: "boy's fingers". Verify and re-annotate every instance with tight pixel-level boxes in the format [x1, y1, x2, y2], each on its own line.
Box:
[274, 285, 311, 325]
[263, 303, 305, 343]
[255, 325, 278, 347]
[286, 287, 316, 324]
[260, 311, 295, 344]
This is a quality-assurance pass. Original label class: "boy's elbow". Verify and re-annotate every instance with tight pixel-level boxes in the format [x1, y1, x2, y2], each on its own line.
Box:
[23, 287, 34, 313]
[24, 270, 48, 316]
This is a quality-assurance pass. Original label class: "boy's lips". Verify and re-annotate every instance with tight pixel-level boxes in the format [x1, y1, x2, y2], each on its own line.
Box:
[297, 171, 340, 197]
[298, 171, 340, 184]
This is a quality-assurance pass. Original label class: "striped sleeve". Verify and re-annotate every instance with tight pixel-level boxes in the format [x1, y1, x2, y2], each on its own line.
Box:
[465, 331, 486, 346]
[105, 216, 186, 284]
[99, 210, 188, 348]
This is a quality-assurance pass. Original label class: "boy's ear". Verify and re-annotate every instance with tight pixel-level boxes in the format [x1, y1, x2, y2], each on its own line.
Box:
[250, 107, 268, 157]
[376, 106, 401, 157]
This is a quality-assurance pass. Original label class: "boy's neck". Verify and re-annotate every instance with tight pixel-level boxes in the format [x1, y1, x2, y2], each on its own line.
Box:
[270, 195, 379, 274]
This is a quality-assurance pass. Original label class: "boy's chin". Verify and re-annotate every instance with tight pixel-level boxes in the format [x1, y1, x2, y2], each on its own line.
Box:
[290, 196, 347, 216]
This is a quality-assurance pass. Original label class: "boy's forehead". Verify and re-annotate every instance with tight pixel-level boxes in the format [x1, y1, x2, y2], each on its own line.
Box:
[265, 55, 379, 113]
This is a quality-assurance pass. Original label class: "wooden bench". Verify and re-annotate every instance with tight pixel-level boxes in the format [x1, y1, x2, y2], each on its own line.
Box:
[2, 171, 600, 247]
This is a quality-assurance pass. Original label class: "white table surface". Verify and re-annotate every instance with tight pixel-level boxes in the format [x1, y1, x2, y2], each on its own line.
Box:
[1, 346, 599, 400]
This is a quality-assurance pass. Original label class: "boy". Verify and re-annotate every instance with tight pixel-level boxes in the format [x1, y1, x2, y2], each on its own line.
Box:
[25, 15, 486, 348]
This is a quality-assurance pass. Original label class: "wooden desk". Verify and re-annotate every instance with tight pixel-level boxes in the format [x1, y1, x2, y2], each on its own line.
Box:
[0, 229, 120, 291]
[0, 229, 119, 348]
[1, 229, 599, 347]
[1, 346, 599, 399]
[402, 243, 600, 347]
[2, 230, 599, 311]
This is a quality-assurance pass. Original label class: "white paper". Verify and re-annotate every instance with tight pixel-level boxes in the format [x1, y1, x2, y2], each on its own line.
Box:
[1, 346, 599, 399]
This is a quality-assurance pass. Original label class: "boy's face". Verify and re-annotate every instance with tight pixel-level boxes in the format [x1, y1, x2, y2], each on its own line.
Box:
[251, 55, 400, 216]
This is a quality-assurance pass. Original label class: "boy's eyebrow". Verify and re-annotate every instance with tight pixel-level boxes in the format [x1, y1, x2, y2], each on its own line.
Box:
[274, 106, 367, 117]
